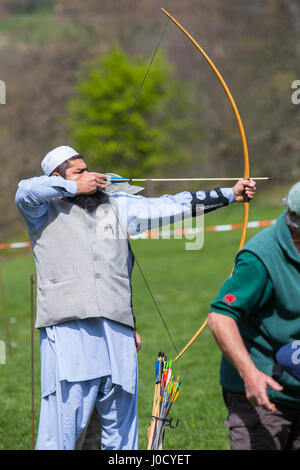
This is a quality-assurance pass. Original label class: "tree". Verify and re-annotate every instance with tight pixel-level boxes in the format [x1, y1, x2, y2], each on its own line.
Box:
[66, 45, 198, 178]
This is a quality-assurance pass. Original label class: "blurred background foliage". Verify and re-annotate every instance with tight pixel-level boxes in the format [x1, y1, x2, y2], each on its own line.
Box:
[65, 45, 197, 178]
[0, 0, 300, 238]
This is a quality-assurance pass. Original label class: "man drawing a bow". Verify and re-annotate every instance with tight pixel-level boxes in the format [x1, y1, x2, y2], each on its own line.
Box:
[15, 145, 256, 450]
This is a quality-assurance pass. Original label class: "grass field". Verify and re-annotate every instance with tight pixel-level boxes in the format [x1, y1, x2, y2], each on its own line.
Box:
[0, 183, 289, 450]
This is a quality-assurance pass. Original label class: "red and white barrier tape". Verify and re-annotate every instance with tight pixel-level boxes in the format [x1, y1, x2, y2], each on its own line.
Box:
[130, 219, 276, 239]
[0, 220, 276, 248]
[0, 241, 31, 250]
[203, 219, 276, 232]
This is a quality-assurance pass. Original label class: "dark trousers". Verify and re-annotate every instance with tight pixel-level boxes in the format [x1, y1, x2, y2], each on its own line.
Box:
[223, 388, 300, 450]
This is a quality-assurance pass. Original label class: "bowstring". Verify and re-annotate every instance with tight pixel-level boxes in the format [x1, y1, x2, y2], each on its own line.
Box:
[105, 199, 179, 356]
[105, 17, 170, 174]
[104, 16, 179, 355]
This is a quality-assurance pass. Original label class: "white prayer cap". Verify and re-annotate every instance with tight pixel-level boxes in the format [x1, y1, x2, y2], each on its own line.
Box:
[41, 145, 82, 176]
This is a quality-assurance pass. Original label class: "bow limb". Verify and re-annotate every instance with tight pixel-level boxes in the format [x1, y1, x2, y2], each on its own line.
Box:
[161, 9, 250, 363]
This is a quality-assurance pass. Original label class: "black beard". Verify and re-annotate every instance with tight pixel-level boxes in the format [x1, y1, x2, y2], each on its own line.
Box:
[64, 189, 109, 213]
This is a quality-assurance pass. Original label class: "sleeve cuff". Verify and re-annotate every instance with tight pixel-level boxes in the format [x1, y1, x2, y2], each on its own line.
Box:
[221, 188, 234, 203]
[49, 176, 78, 196]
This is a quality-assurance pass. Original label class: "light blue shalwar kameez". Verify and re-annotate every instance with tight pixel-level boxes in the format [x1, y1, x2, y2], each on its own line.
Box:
[16, 175, 234, 450]
[36, 318, 138, 450]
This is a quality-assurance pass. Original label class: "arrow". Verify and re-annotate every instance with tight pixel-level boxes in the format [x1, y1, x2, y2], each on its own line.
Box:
[108, 176, 273, 183]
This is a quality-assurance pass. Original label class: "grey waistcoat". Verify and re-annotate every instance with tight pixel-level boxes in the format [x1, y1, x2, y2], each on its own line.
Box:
[30, 197, 135, 329]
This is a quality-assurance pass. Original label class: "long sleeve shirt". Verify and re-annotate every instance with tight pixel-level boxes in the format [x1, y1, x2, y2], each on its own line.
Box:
[15, 175, 234, 235]
[16, 175, 234, 392]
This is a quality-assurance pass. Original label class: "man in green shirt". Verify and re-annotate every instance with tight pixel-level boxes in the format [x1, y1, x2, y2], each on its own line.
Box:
[208, 182, 300, 450]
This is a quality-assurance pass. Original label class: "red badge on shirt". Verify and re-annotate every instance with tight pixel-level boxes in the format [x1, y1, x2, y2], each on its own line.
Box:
[224, 294, 237, 306]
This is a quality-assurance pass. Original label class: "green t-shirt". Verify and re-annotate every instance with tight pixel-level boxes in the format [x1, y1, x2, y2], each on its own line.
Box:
[210, 212, 300, 408]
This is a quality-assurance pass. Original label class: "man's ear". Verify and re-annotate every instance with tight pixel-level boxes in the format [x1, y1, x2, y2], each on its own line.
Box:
[51, 172, 60, 177]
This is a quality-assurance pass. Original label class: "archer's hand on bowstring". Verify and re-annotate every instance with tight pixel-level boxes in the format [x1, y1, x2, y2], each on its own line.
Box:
[232, 179, 256, 202]
[76, 172, 107, 195]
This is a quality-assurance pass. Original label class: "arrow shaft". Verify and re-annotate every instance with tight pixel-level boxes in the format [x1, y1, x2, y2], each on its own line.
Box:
[109, 177, 272, 183]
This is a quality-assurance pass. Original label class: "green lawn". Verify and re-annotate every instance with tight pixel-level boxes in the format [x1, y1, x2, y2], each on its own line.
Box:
[0, 183, 288, 449]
